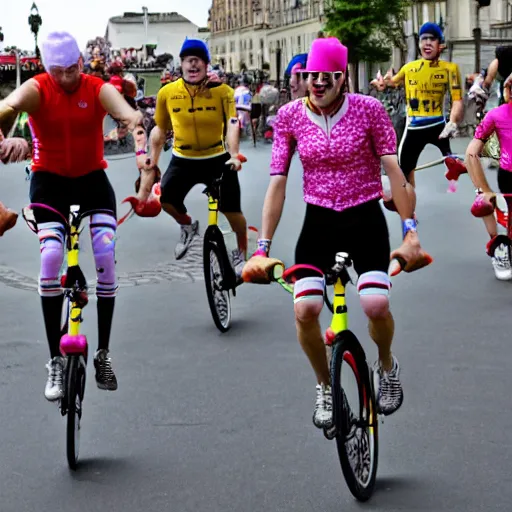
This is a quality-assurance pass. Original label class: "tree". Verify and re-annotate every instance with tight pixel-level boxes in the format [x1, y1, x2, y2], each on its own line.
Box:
[324, 0, 410, 91]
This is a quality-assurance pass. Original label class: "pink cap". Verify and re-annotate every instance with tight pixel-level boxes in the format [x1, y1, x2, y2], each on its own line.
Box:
[41, 31, 81, 70]
[305, 37, 348, 73]
[291, 62, 303, 75]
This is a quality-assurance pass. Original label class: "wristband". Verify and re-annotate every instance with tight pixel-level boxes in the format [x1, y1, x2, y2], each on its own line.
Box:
[257, 238, 272, 255]
[136, 149, 147, 156]
[402, 218, 417, 239]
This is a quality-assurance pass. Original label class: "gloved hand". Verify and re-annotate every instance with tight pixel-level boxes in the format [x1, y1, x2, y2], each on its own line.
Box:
[439, 121, 459, 139]
[471, 191, 496, 217]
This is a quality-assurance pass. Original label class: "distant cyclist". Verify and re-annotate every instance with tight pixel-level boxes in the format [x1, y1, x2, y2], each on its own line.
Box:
[246, 37, 430, 432]
[372, 22, 465, 189]
[147, 38, 247, 275]
[0, 32, 147, 400]
[466, 74, 512, 280]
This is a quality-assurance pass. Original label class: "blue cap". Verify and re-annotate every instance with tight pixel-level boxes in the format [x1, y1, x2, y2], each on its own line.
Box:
[179, 38, 210, 63]
[285, 53, 308, 76]
[419, 22, 444, 43]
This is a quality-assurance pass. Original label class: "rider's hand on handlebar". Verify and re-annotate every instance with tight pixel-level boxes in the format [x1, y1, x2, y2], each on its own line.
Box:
[225, 156, 243, 171]
[390, 231, 433, 276]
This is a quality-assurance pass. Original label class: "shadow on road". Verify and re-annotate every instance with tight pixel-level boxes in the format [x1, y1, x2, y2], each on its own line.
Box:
[358, 475, 442, 510]
[67, 456, 135, 481]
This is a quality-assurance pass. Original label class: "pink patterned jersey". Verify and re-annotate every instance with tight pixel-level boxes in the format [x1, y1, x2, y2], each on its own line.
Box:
[475, 103, 512, 172]
[270, 94, 397, 212]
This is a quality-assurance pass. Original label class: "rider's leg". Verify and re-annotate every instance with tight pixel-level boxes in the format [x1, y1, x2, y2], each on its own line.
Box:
[398, 125, 427, 187]
[30, 171, 67, 401]
[219, 163, 247, 254]
[160, 156, 200, 259]
[82, 171, 119, 390]
[38, 221, 66, 401]
[351, 199, 403, 415]
[294, 203, 338, 429]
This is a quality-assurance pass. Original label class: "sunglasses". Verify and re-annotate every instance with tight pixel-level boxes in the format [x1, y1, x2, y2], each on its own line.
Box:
[306, 71, 344, 82]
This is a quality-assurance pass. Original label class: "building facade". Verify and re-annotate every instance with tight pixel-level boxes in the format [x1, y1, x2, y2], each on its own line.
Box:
[208, 0, 326, 79]
[105, 11, 202, 62]
[209, 0, 512, 85]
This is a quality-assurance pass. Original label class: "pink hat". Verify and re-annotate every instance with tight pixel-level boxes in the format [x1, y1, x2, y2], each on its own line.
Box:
[305, 37, 348, 73]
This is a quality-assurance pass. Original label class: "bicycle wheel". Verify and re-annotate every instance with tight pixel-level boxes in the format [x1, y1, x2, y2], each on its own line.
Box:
[331, 330, 378, 502]
[66, 355, 85, 470]
[203, 238, 232, 332]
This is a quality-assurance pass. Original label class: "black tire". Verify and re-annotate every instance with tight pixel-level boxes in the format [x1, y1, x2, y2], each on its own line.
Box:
[66, 356, 85, 470]
[203, 238, 232, 332]
[331, 330, 379, 502]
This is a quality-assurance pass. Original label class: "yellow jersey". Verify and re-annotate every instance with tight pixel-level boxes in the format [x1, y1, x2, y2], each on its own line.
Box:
[393, 59, 462, 128]
[154, 78, 237, 159]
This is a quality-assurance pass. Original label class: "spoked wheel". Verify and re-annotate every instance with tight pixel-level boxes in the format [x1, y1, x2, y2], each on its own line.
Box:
[331, 330, 379, 502]
[66, 356, 85, 470]
[203, 240, 232, 332]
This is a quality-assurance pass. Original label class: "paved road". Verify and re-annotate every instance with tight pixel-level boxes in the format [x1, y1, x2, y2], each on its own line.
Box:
[1, 137, 511, 512]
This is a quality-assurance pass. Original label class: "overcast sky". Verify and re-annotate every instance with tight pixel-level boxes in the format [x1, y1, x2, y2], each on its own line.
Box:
[2, 0, 211, 51]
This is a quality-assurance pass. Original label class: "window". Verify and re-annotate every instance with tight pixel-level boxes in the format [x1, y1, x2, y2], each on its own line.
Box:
[297, 35, 301, 53]
[409, 1, 446, 34]
[508, 0, 512, 21]
[249, 39, 253, 50]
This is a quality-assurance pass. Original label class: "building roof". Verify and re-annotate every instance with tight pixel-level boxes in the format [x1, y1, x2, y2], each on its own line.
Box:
[109, 12, 194, 25]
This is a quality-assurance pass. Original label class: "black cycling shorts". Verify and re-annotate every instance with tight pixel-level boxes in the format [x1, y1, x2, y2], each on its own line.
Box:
[29, 170, 117, 224]
[498, 168, 512, 194]
[398, 122, 452, 178]
[295, 199, 391, 276]
[160, 153, 242, 214]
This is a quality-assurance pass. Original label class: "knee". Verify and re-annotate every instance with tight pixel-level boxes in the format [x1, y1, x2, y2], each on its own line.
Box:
[293, 276, 324, 324]
[39, 222, 65, 274]
[358, 271, 391, 320]
[90, 214, 116, 257]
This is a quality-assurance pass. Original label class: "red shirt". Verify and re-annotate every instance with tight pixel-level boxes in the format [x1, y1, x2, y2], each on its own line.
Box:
[29, 73, 107, 177]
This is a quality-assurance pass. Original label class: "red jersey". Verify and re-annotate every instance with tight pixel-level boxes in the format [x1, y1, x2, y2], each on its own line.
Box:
[29, 73, 107, 177]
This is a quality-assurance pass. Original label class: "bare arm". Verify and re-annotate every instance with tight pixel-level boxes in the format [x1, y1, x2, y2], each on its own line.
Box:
[381, 155, 415, 221]
[99, 83, 142, 132]
[261, 175, 287, 240]
[0, 79, 40, 135]
[149, 125, 167, 168]
[483, 58, 499, 90]
[466, 139, 491, 191]
[226, 118, 240, 156]
[450, 99, 464, 125]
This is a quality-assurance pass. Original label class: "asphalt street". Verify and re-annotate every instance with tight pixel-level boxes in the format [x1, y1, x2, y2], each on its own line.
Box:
[0, 136, 511, 511]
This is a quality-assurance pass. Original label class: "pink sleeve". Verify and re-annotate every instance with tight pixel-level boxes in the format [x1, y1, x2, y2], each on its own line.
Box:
[368, 99, 397, 156]
[270, 105, 296, 176]
[474, 111, 495, 141]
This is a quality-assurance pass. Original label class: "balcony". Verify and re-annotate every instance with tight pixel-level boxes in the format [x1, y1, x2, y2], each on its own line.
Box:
[268, 3, 322, 28]
[491, 21, 512, 38]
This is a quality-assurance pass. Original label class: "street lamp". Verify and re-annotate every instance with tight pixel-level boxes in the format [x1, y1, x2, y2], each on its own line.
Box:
[28, 2, 42, 57]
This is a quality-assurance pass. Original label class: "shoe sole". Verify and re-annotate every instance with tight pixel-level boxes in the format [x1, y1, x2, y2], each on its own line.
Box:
[378, 390, 404, 416]
[96, 382, 118, 391]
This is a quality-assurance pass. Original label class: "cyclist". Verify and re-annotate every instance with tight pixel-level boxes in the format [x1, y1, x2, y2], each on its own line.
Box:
[0, 31, 149, 401]
[466, 74, 512, 280]
[286, 53, 308, 100]
[147, 38, 247, 273]
[246, 37, 430, 431]
[372, 22, 465, 189]
[469, 45, 512, 106]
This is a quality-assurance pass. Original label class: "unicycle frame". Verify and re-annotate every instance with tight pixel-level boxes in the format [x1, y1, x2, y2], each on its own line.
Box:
[22, 203, 113, 469]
